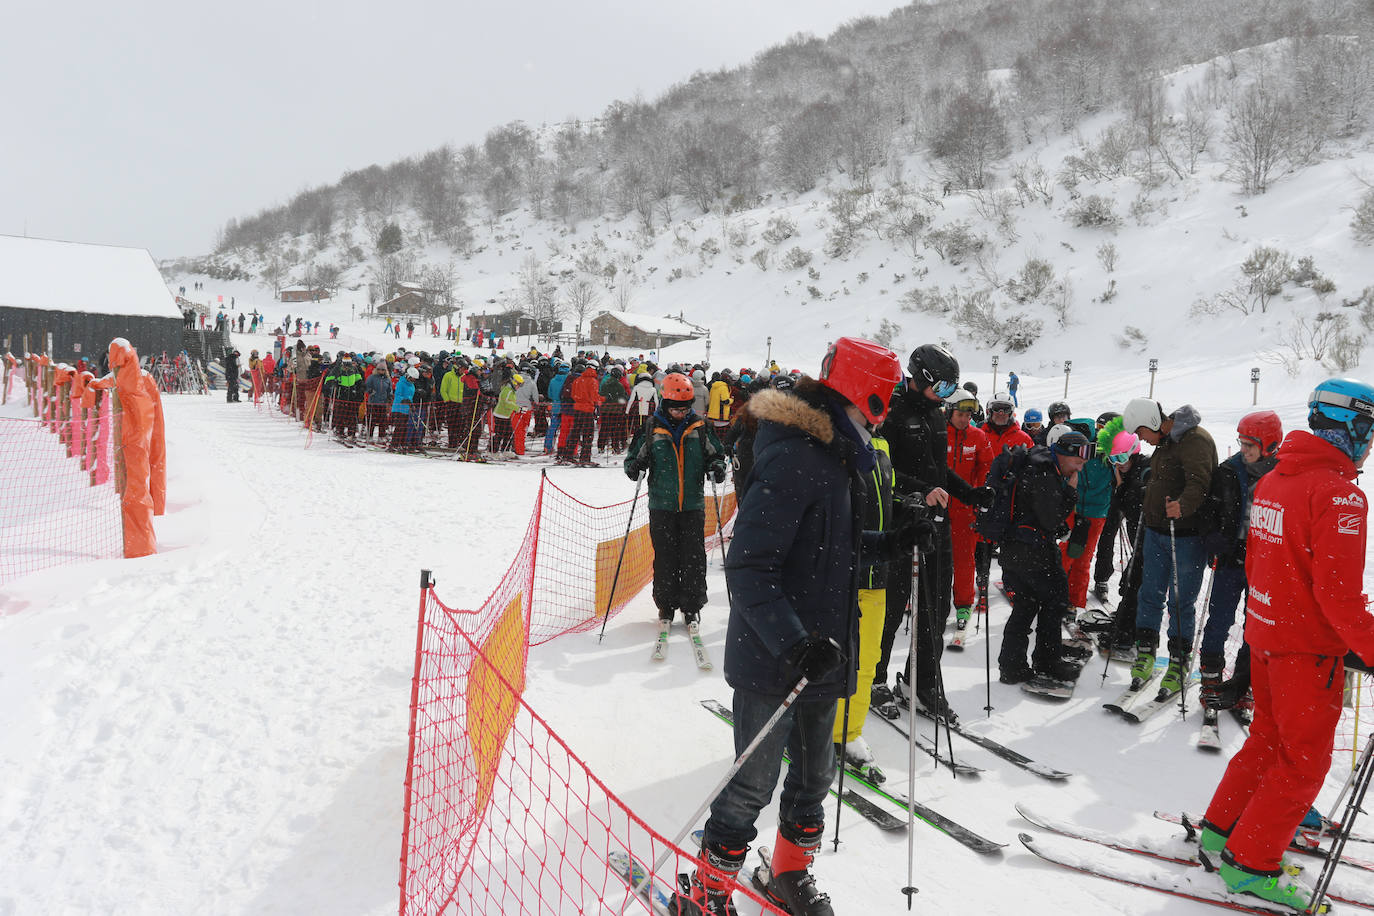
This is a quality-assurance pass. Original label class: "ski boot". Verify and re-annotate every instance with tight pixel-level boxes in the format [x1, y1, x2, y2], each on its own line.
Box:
[1219, 847, 1327, 913]
[1199, 653, 1226, 708]
[1159, 638, 1193, 696]
[954, 606, 971, 631]
[835, 736, 885, 784]
[1130, 629, 1159, 690]
[902, 679, 959, 726]
[869, 682, 900, 720]
[673, 838, 746, 916]
[1091, 580, 1110, 602]
[762, 822, 833, 916]
[1194, 816, 1230, 871]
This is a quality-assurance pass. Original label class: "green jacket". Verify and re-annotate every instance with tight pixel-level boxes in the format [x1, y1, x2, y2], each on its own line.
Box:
[494, 382, 520, 419]
[440, 368, 461, 402]
[625, 409, 725, 512]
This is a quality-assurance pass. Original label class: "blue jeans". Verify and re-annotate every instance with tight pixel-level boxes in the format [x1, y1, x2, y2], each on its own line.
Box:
[1201, 562, 1247, 658]
[1010, 389, 1018, 406]
[703, 688, 836, 847]
[544, 412, 561, 451]
[1135, 527, 1207, 644]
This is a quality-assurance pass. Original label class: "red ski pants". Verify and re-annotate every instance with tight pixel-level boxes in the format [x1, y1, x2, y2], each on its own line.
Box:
[1059, 516, 1106, 608]
[949, 504, 979, 609]
[1203, 650, 1344, 871]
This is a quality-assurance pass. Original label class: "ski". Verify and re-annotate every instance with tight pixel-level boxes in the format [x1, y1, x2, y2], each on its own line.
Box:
[607, 850, 674, 915]
[948, 628, 967, 651]
[909, 705, 1072, 780]
[873, 714, 985, 778]
[1198, 708, 1222, 752]
[685, 622, 712, 671]
[1103, 671, 1163, 715]
[698, 700, 904, 832]
[651, 622, 670, 662]
[1123, 684, 1195, 724]
[1018, 830, 1336, 914]
[1152, 812, 1374, 870]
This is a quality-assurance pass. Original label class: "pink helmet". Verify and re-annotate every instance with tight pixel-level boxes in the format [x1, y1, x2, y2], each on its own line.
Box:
[1108, 430, 1141, 464]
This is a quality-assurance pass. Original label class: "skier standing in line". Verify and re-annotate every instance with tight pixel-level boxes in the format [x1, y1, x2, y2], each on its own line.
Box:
[1121, 397, 1218, 698]
[1197, 410, 1283, 708]
[1197, 378, 1374, 913]
[623, 373, 727, 639]
[1061, 415, 1115, 627]
[873, 344, 993, 724]
[944, 388, 993, 642]
[995, 427, 1092, 688]
[688, 338, 904, 916]
[1023, 408, 1047, 446]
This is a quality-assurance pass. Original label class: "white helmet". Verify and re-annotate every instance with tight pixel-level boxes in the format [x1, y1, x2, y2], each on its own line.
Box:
[1123, 397, 1163, 434]
[406, 367, 419, 380]
[1046, 423, 1072, 446]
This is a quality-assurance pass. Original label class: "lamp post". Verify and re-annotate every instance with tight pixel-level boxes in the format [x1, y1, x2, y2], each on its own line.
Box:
[1063, 359, 1072, 399]
[604, 331, 610, 356]
[656, 329, 662, 357]
[1251, 367, 1260, 406]
[1149, 358, 1158, 398]
[991, 355, 999, 393]
[705, 331, 712, 368]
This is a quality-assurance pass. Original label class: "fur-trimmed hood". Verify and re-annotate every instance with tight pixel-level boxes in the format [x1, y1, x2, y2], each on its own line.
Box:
[745, 384, 835, 445]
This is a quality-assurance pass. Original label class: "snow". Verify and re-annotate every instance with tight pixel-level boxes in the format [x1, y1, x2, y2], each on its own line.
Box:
[0, 235, 180, 319]
[597, 308, 706, 338]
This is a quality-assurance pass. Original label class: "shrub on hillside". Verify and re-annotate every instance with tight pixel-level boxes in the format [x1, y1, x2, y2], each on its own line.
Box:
[780, 247, 813, 270]
[762, 214, 798, 245]
[923, 221, 986, 265]
[1007, 258, 1056, 303]
[1353, 189, 1374, 245]
[1066, 195, 1120, 230]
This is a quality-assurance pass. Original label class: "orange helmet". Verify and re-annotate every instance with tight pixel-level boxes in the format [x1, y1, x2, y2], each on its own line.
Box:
[661, 372, 695, 404]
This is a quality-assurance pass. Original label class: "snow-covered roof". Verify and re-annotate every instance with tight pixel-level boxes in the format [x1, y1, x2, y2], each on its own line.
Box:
[280, 284, 325, 292]
[597, 309, 701, 337]
[0, 235, 181, 319]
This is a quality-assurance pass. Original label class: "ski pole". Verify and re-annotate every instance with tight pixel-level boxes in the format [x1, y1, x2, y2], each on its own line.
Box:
[1309, 727, 1374, 915]
[832, 690, 853, 853]
[904, 547, 921, 909]
[1185, 561, 1217, 720]
[598, 469, 645, 643]
[625, 677, 811, 913]
[1101, 507, 1146, 687]
[710, 478, 728, 569]
[982, 572, 993, 717]
[1167, 516, 1186, 711]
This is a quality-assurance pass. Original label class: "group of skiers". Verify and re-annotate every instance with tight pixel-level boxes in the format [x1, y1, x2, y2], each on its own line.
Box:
[633, 333, 1373, 916]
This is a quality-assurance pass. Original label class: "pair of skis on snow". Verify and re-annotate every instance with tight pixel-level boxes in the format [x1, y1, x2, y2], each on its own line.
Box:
[650, 620, 712, 670]
[1018, 803, 1374, 913]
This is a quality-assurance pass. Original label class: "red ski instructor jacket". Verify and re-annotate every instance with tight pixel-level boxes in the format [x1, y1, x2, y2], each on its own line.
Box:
[1244, 430, 1374, 661]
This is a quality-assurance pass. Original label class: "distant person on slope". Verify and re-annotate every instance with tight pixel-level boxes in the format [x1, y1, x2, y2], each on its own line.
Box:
[1196, 379, 1374, 914]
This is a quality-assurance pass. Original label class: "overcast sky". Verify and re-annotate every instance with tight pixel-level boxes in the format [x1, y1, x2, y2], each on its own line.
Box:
[0, 0, 906, 261]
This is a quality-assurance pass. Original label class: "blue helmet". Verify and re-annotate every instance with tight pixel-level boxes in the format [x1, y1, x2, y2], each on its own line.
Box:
[1024, 408, 1044, 425]
[1309, 378, 1374, 459]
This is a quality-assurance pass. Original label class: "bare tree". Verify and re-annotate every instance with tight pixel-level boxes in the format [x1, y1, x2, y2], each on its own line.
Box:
[931, 88, 1009, 190]
[565, 278, 601, 346]
[1225, 79, 1296, 195]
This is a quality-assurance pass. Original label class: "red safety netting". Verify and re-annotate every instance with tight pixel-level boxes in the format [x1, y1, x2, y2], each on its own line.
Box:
[399, 474, 762, 916]
[1, 374, 120, 586]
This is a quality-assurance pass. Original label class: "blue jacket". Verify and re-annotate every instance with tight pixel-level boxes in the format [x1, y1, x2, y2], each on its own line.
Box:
[392, 376, 415, 415]
[365, 371, 391, 406]
[548, 368, 571, 415]
[723, 384, 879, 700]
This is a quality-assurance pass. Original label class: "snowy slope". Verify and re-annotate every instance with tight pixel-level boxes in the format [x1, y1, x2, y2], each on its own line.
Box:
[3, 351, 1373, 915]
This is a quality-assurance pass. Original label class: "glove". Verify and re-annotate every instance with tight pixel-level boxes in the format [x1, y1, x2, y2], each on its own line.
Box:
[969, 486, 995, 510]
[708, 460, 728, 484]
[1066, 516, 1092, 558]
[786, 634, 845, 681]
[1346, 651, 1374, 675]
[888, 514, 937, 558]
[625, 454, 649, 479]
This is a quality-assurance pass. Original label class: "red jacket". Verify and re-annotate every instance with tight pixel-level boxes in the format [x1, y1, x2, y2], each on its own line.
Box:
[983, 419, 1034, 456]
[1245, 430, 1374, 660]
[946, 423, 993, 487]
[571, 368, 603, 412]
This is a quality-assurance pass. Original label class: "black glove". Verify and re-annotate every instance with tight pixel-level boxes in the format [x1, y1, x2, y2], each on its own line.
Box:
[786, 634, 845, 680]
[1066, 516, 1092, 558]
[625, 454, 649, 479]
[1346, 651, 1374, 675]
[708, 460, 728, 484]
[969, 486, 995, 510]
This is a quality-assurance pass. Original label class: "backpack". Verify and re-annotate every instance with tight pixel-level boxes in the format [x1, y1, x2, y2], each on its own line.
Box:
[974, 445, 1032, 543]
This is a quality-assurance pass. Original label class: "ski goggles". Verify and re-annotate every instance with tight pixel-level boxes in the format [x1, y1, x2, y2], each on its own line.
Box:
[1107, 450, 1133, 466]
[932, 379, 959, 399]
[1053, 439, 1096, 460]
[949, 397, 979, 414]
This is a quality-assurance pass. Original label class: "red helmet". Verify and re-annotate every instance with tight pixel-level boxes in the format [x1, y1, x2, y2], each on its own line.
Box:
[1238, 409, 1283, 456]
[661, 372, 695, 403]
[818, 336, 904, 425]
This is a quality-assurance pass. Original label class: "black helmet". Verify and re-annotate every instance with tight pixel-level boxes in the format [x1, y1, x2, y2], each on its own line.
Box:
[1096, 410, 1121, 427]
[963, 380, 979, 396]
[907, 344, 959, 398]
[1049, 401, 1072, 421]
[771, 375, 795, 392]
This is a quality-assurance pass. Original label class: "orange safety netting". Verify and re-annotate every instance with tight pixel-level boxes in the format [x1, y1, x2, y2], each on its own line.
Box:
[399, 474, 766, 916]
[0, 384, 121, 587]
